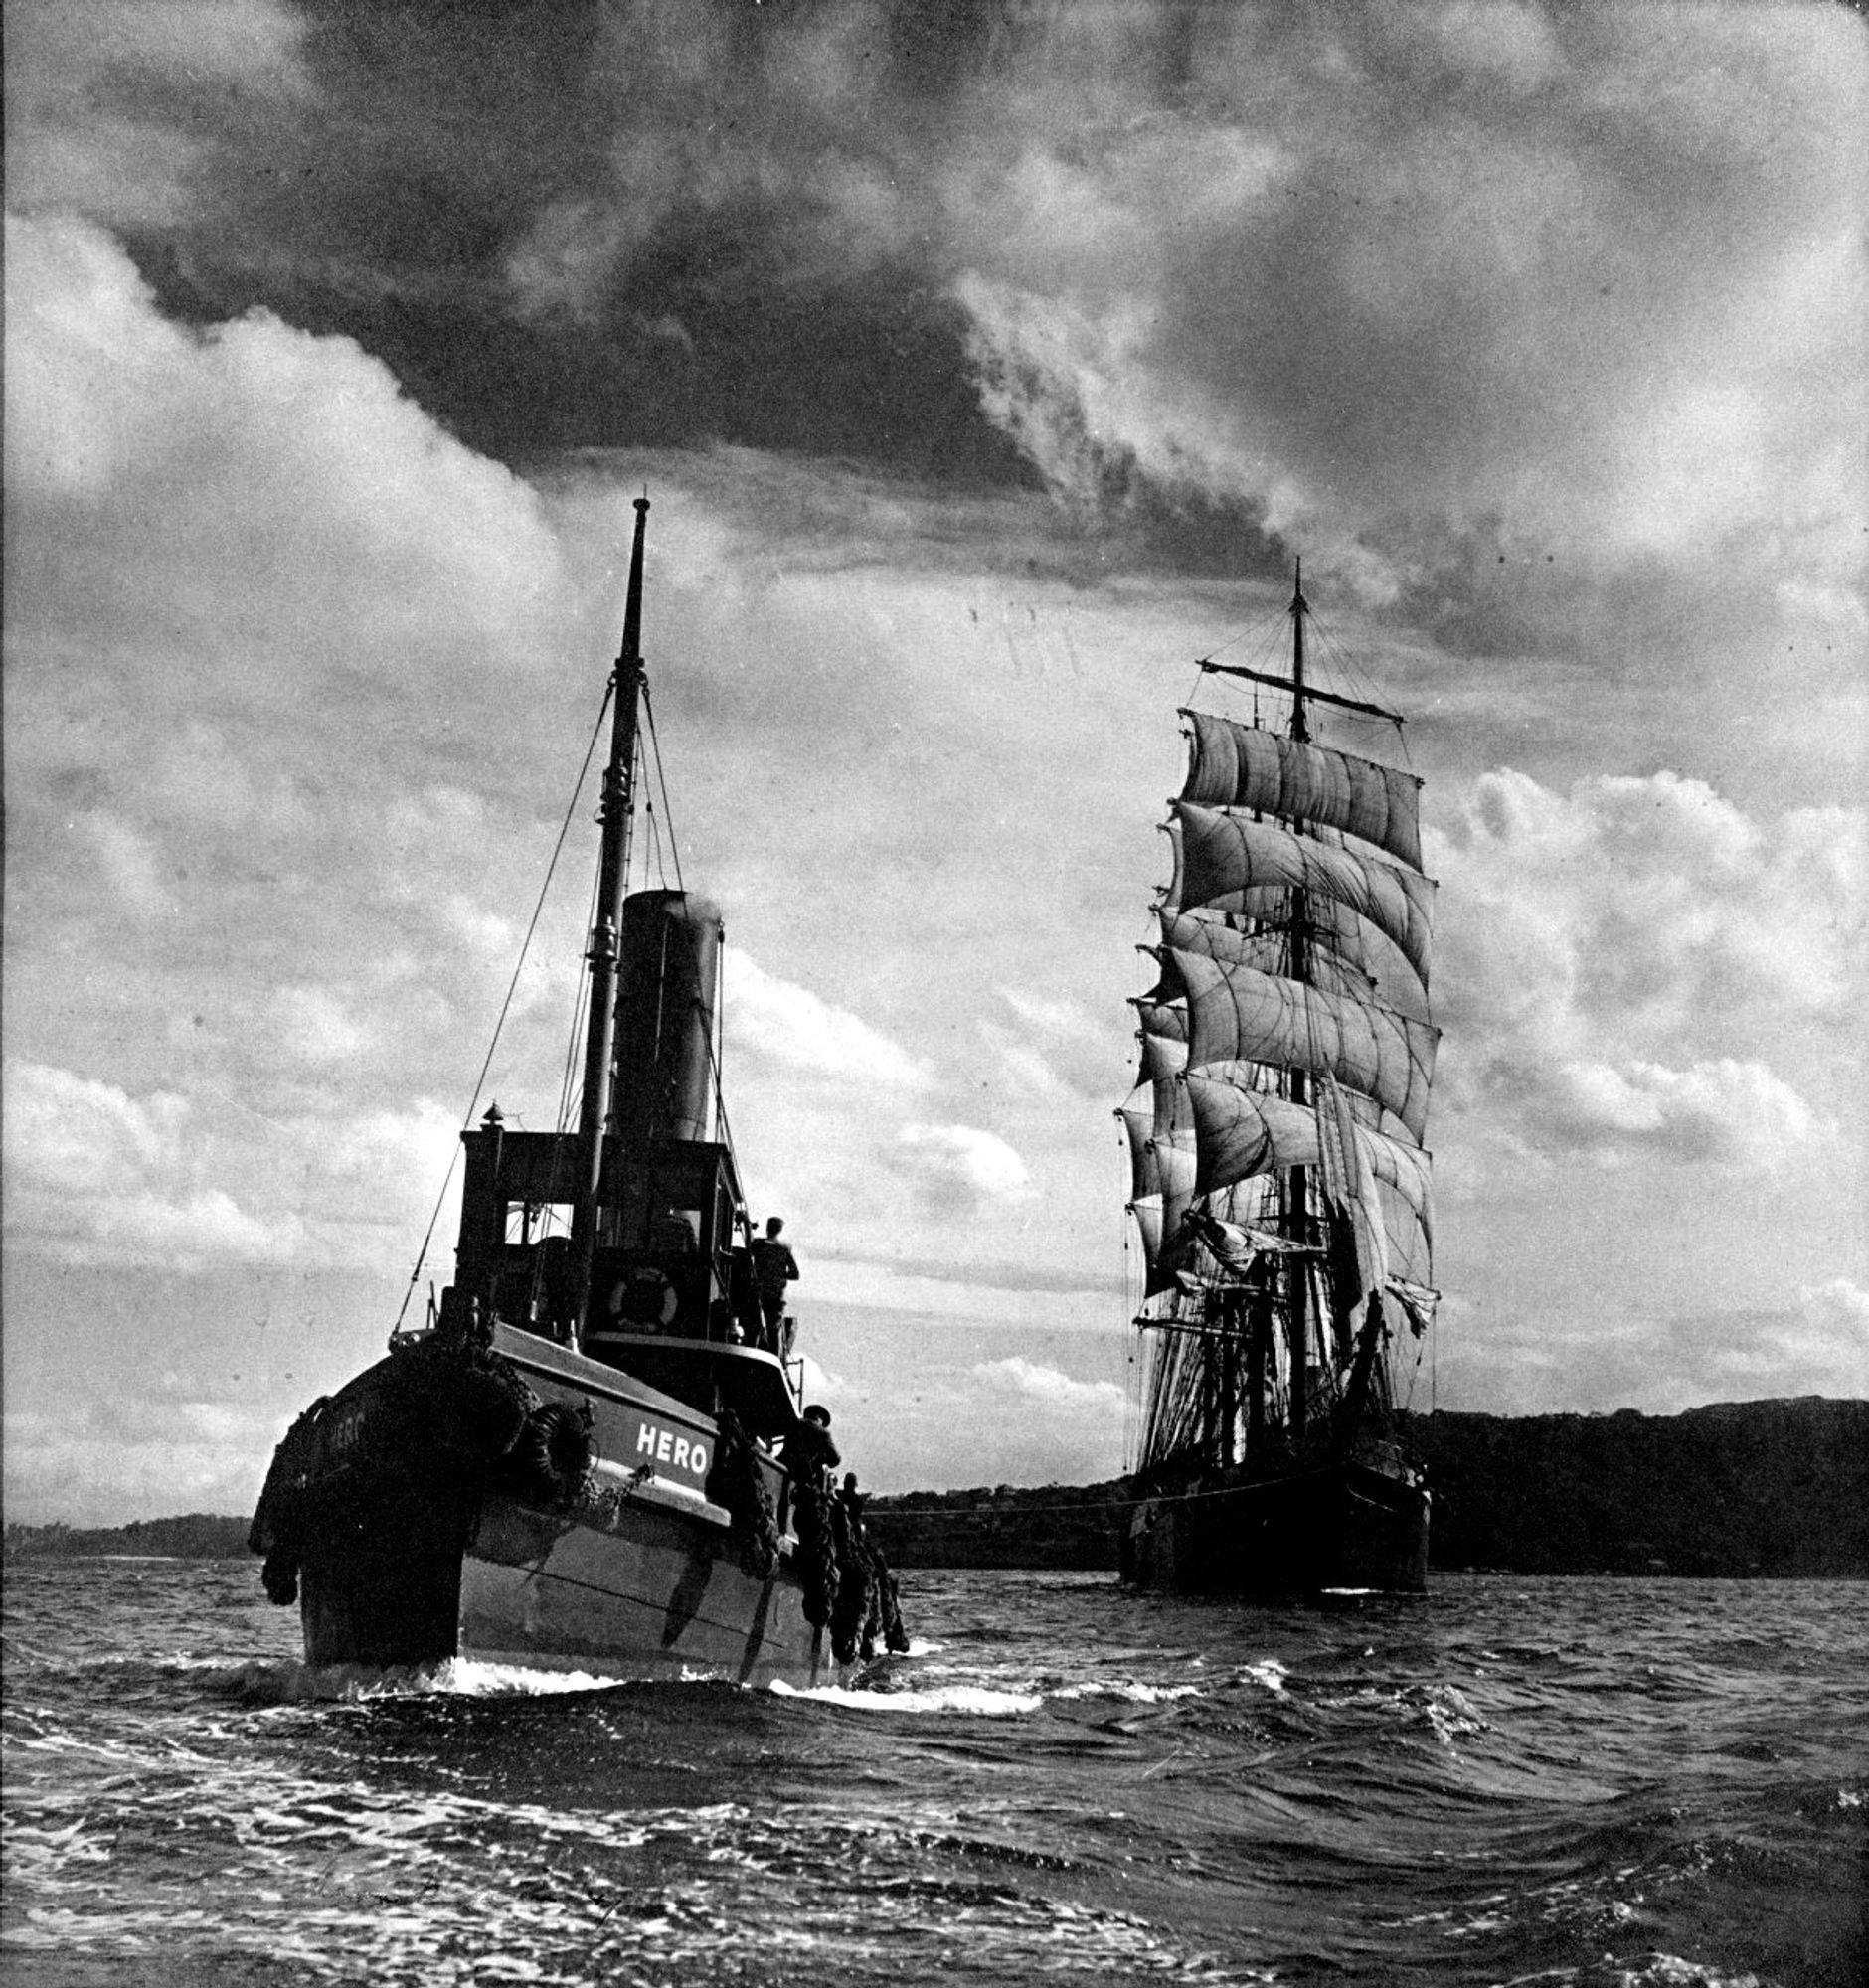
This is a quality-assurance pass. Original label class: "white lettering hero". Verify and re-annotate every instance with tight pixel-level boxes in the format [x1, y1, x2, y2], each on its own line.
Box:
[632, 1421, 709, 1479]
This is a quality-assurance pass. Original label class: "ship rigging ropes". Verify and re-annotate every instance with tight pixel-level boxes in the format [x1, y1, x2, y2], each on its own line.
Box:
[392, 687, 614, 1332]
[1121, 593, 1439, 1473]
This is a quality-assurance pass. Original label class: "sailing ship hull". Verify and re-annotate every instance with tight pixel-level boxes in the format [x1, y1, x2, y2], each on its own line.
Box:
[1120, 1455, 1430, 1597]
[267, 1325, 829, 1686]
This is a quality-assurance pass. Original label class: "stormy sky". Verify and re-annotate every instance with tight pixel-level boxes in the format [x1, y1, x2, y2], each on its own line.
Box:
[5, 0, 1865, 1523]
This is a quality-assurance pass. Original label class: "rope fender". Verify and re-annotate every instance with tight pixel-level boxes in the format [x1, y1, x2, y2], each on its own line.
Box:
[707, 1409, 780, 1579]
[498, 1399, 595, 1509]
[249, 1396, 331, 1606]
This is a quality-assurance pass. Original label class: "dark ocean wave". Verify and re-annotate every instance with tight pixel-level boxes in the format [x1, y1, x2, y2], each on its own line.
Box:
[2, 1561, 1862, 1986]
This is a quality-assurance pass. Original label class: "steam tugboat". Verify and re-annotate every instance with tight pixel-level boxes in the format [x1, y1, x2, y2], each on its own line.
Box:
[251, 500, 900, 1682]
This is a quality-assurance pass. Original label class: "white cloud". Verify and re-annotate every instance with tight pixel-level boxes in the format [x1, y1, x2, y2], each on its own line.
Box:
[724, 946, 930, 1089]
[4, 1062, 190, 1195]
[949, 7, 1865, 607]
[1543, 1057, 1824, 1170]
[894, 1122, 1034, 1219]
[999, 989, 1101, 1038]
[2, 1061, 461, 1272]
[977, 1024, 1071, 1102]
[1435, 766, 1865, 1173]
[4, 210, 575, 685]
[269, 986, 369, 1066]
[972, 1355, 1125, 1424]
[90, 1189, 304, 1264]
[81, 811, 173, 916]
[1797, 1278, 1869, 1341]
[2, 1400, 284, 1528]
[2, 1059, 305, 1267]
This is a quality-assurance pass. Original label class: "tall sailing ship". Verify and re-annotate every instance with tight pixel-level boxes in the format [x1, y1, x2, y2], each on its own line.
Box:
[250, 500, 902, 1681]
[1119, 568, 1439, 1594]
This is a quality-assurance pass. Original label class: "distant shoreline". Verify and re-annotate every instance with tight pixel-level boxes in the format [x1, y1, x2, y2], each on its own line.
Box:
[9, 1398, 1865, 1578]
[866, 1399, 1869, 1577]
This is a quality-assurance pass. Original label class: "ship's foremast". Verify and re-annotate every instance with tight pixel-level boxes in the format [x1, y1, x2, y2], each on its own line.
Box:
[570, 495, 651, 1340]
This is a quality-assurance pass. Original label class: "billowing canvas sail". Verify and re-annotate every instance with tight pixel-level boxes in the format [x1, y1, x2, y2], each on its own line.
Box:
[1137, 1029, 1187, 1087]
[1157, 909, 1380, 1004]
[1180, 1072, 1433, 1258]
[1166, 805, 1434, 994]
[1133, 998, 1188, 1043]
[1125, 586, 1442, 1513]
[1179, 709, 1424, 871]
[1119, 1104, 1156, 1202]
[1172, 949, 1439, 1141]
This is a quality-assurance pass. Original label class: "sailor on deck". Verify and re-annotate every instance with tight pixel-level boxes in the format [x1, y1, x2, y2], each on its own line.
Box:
[782, 1404, 840, 1483]
[749, 1216, 799, 1351]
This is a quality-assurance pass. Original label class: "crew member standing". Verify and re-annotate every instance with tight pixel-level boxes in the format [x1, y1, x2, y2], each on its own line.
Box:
[749, 1216, 799, 1352]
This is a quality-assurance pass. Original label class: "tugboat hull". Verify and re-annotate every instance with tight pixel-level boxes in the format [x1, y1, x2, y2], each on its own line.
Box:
[260, 1326, 829, 1685]
[454, 1488, 812, 1684]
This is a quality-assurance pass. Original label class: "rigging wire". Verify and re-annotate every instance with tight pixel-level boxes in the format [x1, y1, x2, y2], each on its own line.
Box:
[1192, 588, 1290, 671]
[636, 675, 741, 1188]
[641, 684, 686, 896]
[392, 685, 614, 1332]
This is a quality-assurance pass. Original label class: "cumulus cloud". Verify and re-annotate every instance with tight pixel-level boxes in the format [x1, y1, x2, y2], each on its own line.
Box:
[269, 985, 369, 1067]
[3, 209, 618, 1231]
[4, 1062, 190, 1196]
[2, 1060, 463, 1272]
[949, 10, 1865, 598]
[14, 2, 1857, 617]
[1437, 1291, 1869, 1418]
[973, 1355, 1125, 1423]
[88, 1189, 304, 1264]
[1540, 1058, 1825, 1170]
[725, 948, 930, 1089]
[985, 987, 1110, 1100]
[4, 210, 575, 698]
[1434, 765, 1864, 1173]
[894, 1122, 1035, 1220]
[2, 1399, 284, 1528]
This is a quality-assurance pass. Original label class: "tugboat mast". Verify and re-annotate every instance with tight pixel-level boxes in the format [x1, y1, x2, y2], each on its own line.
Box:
[570, 496, 651, 1339]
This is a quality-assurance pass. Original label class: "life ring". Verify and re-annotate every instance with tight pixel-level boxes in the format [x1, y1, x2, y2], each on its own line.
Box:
[608, 1266, 680, 1330]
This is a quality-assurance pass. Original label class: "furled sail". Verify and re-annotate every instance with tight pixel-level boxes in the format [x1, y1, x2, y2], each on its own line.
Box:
[1165, 804, 1434, 994]
[1171, 949, 1440, 1141]
[1179, 709, 1424, 872]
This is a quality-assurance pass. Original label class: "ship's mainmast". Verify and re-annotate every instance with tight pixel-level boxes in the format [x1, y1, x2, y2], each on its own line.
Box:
[1283, 563, 1313, 1443]
[570, 496, 651, 1338]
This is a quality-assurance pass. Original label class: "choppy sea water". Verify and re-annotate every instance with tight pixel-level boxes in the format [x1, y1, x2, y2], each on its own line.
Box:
[2, 1561, 1863, 1987]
